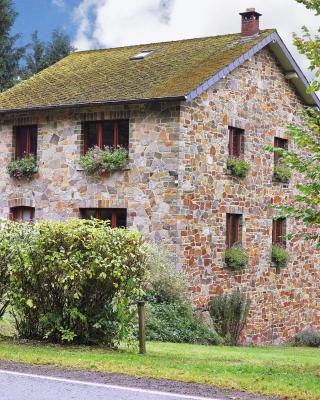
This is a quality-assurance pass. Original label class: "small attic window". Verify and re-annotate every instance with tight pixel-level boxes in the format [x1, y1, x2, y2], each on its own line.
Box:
[130, 49, 155, 60]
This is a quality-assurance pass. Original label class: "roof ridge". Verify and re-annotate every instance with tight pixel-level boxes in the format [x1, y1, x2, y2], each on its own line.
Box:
[73, 28, 276, 55]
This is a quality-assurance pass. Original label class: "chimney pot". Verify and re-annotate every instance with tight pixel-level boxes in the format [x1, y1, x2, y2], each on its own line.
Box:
[239, 8, 262, 37]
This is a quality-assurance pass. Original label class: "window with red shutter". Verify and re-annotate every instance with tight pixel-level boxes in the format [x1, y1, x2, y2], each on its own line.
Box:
[226, 213, 242, 248]
[83, 120, 129, 154]
[274, 137, 288, 165]
[228, 127, 244, 158]
[10, 207, 35, 222]
[272, 218, 286, 247]
[80, 208, 127, 228]
[14, 126, 37, 160]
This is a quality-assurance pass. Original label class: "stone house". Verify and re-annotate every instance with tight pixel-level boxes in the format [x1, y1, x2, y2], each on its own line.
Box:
[0, 9, 319, 344]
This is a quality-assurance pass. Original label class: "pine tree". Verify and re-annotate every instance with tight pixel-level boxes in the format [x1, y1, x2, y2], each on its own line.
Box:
[0, 0, 25, 91]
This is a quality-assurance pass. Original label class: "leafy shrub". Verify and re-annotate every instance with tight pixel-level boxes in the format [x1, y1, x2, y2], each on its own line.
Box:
[225, 246, 249, 271]
[143, 244, 189, 303]
[274, 163, 292, 183]
[80, 146, 128, 175]
[227, 158, 250, 178]
[210, 291, 251, 346]
[272, 245, 289, 268]
[292, 329, 320, 347]
[0, 219, 146, 346]
[142, 245, 220, 345]
[145, 302, 221, 345]
[7, 154, 37, 180]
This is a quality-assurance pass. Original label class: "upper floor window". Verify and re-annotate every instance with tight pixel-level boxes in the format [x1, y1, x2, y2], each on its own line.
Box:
[228, 127, 244, 158]
[272, 218, 286, 247]
[80, 208, 127, 228]
[274, 137, 288, 165]
[10, 206, 35, 222]
[226, 213, 242, 248]
[14, 125, 37, 159]
[83, 120, 129, 153]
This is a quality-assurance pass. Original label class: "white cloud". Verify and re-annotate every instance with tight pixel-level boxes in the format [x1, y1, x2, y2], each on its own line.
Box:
[72, 0, 320, 77]
[52, 0, 65, 8]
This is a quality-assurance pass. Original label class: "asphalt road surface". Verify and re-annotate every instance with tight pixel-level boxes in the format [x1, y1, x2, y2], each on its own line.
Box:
[0, 369, 222, 400]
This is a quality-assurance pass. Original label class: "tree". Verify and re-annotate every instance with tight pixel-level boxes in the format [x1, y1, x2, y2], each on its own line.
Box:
[23, 29, 75, 78]
[0, 0, 25, 91]
[268, 0, 320, 247]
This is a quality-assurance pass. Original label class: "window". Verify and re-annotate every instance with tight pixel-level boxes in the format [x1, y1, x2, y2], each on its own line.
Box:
[83, 120, 129, 153]
[272, 218, 286, 247]
[274, 137, 288, 165]
[228, 127, 244, 158]
[14, 125, 37, 159]
[80, 208, 127, 228]
[130, 50, 155, 60]
[226, 213, 242, 248]
[10, 207, 35, 222]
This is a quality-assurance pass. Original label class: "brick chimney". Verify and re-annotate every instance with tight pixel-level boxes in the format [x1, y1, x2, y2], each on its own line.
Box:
[240, 8, 262, 37]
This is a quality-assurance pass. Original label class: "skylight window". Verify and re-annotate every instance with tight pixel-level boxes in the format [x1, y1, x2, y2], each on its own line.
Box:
[130, 50, 155, 60]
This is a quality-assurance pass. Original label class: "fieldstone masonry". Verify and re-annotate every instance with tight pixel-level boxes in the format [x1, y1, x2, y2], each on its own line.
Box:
[0, 48, 319, 344]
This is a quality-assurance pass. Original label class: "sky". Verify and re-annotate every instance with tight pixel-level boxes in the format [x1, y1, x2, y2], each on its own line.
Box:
[12, 0, 320, 77]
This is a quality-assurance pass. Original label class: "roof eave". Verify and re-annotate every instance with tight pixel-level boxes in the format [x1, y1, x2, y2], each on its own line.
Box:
[0, 95, 186, 115]
[186, 31, 320, 108]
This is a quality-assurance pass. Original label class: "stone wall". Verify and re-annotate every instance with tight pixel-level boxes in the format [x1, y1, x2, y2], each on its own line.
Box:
[177, 47, 320, 344]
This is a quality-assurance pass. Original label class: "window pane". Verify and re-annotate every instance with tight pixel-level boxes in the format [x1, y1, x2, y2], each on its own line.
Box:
[81, 209, 98, 219]
[102, 121, 115, 148]
[16, 127, 28, 159]
[22, 209, 32, 221]
[100, 209, 113, 222]
[86, 123, 99, 150]
[116, 209, 127, 228]
[29, 126, 37, 157]
[118, 120, 129, 148]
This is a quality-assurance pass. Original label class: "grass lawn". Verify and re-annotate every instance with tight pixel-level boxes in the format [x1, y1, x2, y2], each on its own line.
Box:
[0, 338, 318, 400]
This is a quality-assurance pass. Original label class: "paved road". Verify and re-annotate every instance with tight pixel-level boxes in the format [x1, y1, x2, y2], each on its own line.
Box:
[0, 369, 221, 400]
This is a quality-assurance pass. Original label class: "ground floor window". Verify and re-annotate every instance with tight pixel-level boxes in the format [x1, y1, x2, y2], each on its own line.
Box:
[80, 208, 127, 228]
[10, 206, 35, 222]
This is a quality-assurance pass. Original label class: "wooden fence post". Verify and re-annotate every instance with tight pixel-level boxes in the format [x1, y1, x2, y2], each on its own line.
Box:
[138, 301, 146, 355]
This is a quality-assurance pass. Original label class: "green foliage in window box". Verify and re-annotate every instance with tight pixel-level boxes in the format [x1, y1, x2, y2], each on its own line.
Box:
[0, 219, 147, 346]
[210, 291, 251, 346]
[274, 163, 292, 183]
[225, 246, 249, 271]
[227, 158, 250, 178]
[272, 245, 289, 268]
[80, 146, 128, 175]
[7, 155, 37, 180]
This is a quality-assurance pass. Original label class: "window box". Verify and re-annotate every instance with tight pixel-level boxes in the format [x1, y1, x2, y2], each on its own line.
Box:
[227, 158, 250, 178]
[80, 146, 128, 175]
[225, 246, 249, 271]
[272, 245, 289, 269]
[7, 154, 37, 180]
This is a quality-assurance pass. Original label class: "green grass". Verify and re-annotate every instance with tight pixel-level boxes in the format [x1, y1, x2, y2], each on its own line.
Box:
[0, 339, 318, 400]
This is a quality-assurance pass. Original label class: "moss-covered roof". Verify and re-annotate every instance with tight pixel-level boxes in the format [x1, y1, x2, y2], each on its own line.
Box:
[0, 30, 275, 112]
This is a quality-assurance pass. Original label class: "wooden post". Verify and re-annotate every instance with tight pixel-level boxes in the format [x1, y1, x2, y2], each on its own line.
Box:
[138, 301, 146, 355]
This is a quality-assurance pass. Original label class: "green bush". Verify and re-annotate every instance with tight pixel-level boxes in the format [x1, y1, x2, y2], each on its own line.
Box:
[143, 244, 189, 303]
[7, 154, 37, 180]
[227, 158, 250, 178]
[210, 292, 251, 346]
[0, 219, 146, 346]
[145, 302, 221, 345]
[225, 246, 249, 271]
[274, 163, 292, 183]
[292, 329, 320, 347]
[80, 146, 128, 175]
[272, 245, 289, 268]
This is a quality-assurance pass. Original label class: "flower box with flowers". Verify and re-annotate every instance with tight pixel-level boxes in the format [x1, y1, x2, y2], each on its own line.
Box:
[79, 145, 129, 176]
[7, 154, 37, 180]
